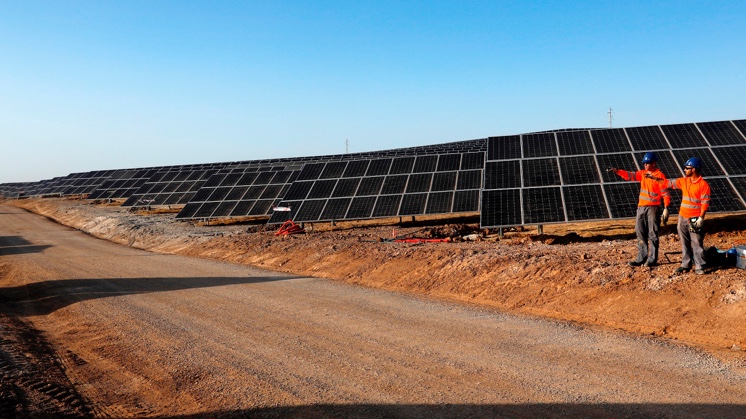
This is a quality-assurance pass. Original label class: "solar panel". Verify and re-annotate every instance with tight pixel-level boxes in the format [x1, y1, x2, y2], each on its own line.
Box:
[406, 173, 433, 193]
[406, 155, 433, 173]
[559, 155, 600, 185]
[563, 185, 609, 221]
[283, 181, 313, 200]
[603, 183, 640, 218]
[591, 129, 630, 153]
[332, 178, 361, 197]
[484, 161, 521, 189]
[626, 126, 669, 150]
[345, 196, 376, 219]
[437, 154, 461, 171]
[399, 193, 428, 215]
[523, 187, 564, 223]
[732, 120, 746, 137]
[425, 191, 453, 214]
[431, 172, 457, 191]
[295, 199, 326, 221]
[296, 163, 325, 181]
[373, 194, 402, 217]
[357, 177, 385, 196]
[595, 154, 638, 183]
[320, 197, 352, 220]
[523, 133, 557, 158]
[366, 159, 392, 176]
[697, 121, 746, 146]
[381, 175, 408, 195]
[481, 189, 522, 226]
[456, 170, 482, 190]
[488, 136, 521, 160]
[307, 180, 337, 199]
[728, 177, 746, 203]
[453, 190, 480, 212]
[523, 158, 560, 187]
[390, 157, 415, 174]
[211, 201, 238, 217]
[343, 160, 370, 177]
[320, 162, 347, 179]
[557, 131, 594, 155]
[711, 145, 746, 175]
[661, 123, 708, 148]
[460, 152, 485, 170]
[706, 178, 746, 212]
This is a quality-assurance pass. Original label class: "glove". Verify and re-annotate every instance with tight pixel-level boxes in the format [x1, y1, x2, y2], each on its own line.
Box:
[661, 208, 669, 224]
[606, 167, 617, 173]
[693, 216, 704, 230]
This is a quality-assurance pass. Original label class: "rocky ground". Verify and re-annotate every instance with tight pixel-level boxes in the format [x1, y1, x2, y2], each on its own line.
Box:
[1, 197, 746, 416]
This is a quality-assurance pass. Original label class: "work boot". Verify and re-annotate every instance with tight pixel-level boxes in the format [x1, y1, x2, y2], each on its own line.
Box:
[675, 266, 690, 274]
[695, 268, 705, 275]
[628, 260, 644, 267]
[643, 261, 657, 268]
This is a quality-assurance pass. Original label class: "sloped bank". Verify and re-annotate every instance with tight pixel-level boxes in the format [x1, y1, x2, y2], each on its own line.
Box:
[10, 198, 746, 363]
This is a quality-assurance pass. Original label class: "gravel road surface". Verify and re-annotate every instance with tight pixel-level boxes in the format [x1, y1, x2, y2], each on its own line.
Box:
[1, 204, 745, 418]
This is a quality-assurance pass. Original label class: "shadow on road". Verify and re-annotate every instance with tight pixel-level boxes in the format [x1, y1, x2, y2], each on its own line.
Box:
[0, 235, 52, 255]
[0, 275, 296, 316]
[164, 403, 746, 418]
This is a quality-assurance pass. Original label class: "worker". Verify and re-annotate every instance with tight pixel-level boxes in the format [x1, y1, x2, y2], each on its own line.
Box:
[648, 157, 711, 275]
[608, 152, 671, 267]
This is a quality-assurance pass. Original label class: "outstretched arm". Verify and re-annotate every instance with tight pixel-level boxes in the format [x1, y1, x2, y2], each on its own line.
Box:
[608, 167, 633, 181]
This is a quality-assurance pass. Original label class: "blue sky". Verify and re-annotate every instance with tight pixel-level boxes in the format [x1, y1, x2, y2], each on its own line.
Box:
[2, 1, 745, 183]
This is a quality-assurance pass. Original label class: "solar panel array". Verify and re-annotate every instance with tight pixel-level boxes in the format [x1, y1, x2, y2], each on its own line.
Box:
[3, 119, 745, 230]
[174, 163, 303, 220]
[266, 151, 485, 224]
[42, 170, 117, 196]
[87, 168, 162, 200]
[0, 182, 36, 198]
[480, 120, 746, 228]
[121, 168, 220, 207]
[174, 138, 486, 221]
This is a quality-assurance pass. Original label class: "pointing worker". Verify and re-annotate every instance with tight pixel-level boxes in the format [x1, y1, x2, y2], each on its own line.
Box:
[608, 152, 670, 267]
[647, 157, 711, 275]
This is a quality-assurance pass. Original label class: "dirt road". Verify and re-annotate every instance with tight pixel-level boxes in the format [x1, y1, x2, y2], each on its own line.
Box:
[2, 204, 746, 418]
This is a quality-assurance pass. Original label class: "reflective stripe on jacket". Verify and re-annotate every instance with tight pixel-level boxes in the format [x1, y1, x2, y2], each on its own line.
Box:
[618, 169, 671, 207]
[665, 177, 711, 218]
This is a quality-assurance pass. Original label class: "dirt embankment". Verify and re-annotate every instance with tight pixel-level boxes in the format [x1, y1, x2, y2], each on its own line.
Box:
[9, 198, 746, 362]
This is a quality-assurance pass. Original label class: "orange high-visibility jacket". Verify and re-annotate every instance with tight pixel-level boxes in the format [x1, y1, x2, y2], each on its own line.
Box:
[617, 168, 671, 207]
[665, 177, 711, 218]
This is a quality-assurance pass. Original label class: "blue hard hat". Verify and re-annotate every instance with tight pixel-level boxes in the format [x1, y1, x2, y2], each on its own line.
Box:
[642, 152, 658, 164]
[685, 157, 703, 170]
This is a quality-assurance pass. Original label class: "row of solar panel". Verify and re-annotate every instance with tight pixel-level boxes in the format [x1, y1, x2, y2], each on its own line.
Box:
[481, 177, 746, 227]
[292, 153, 486, 181]
[170, 153, 487, 220]
[11, 138, 485, 200]
[268, 189, 481, 224]
[484, 146, 746, 190]
[488, 120, 746, 160]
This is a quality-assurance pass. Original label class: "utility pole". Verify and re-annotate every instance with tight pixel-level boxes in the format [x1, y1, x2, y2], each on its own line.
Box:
[345, 138, 349, 154]
[608, 107, 613, 128]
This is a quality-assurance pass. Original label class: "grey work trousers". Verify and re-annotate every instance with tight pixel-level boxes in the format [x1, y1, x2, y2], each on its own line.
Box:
[633, 206, 661, 264]
[677, 216, 706, 269]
